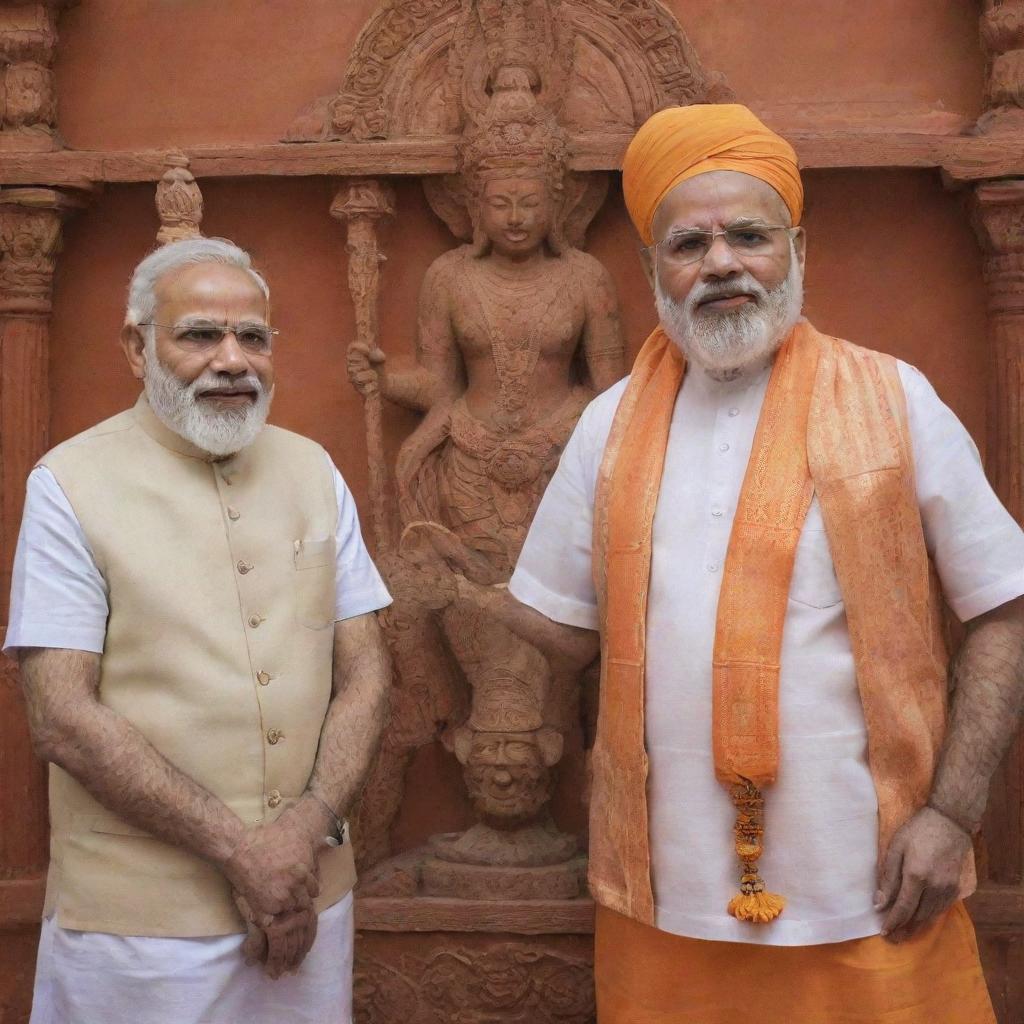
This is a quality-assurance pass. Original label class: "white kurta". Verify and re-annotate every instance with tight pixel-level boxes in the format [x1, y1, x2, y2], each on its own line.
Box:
[510, 354, 1024, 946]
[7, 450, 391, 1024]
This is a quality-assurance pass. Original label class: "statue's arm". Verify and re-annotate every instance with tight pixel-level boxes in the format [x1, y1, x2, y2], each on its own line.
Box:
[351, 259, 462, 413]
[581, 259, 627, 393]
[453, 576, 600, 674]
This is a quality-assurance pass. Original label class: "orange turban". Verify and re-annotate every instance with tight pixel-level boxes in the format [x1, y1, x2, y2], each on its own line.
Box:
[622, 104, 803, 245]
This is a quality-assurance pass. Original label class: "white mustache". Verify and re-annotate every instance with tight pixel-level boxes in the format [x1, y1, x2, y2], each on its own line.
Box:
[190, 372, 262, 397]
[686, 274, 769, 314]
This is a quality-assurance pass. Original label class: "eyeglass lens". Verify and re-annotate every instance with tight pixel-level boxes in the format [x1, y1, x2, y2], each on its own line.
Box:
[172, 322, 273, 354]
[660, 226, 783, 265]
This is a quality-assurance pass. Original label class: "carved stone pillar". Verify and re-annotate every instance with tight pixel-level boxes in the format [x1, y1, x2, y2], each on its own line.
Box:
[968, 15, 1024, 1010]
[0, 187, 80, 937]
[972, 181, 1024, 526]
[0, 2, 72, 152]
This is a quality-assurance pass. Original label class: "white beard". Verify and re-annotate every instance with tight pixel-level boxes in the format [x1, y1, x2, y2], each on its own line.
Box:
[655, 249, 804, 378]
[143, 338, 273, 457]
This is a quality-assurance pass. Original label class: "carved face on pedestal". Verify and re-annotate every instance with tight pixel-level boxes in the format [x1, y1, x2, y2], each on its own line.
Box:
[476, 177, 553, 259]
[454, 727, 563, 825]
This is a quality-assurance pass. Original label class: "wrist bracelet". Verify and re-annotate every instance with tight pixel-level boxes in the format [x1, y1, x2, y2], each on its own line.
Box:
[307, 789, 345, 847]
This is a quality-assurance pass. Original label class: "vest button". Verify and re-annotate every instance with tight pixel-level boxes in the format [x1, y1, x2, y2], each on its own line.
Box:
[237, 560, 253, 574]
[248, 614, 263, 628]
[257, 670, 271, 686]
[267, 789, 282, 808]
[227, 506, 241, 521]
[267, 728, 283, 745]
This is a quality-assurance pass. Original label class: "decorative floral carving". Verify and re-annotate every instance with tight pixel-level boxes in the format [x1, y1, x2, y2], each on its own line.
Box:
[0, 204, 62, 305]
[0, 3, 70, 151]
[284, 0, 727, 142]
[354, 945, 595, 1024]
[155, 154, 204, 245]
[976, 0, 1024, 132]
[2, 62, 55, 129]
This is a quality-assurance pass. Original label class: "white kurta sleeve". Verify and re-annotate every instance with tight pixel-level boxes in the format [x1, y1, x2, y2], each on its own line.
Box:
[900, 362, 1024, 621]
[327, 455, 392, 621]
[509, 387, 624, 630]
[4, 466, 109, 654]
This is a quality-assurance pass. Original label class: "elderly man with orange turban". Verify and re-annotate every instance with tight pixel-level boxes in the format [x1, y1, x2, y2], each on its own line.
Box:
[449, 103, 1024, 1022]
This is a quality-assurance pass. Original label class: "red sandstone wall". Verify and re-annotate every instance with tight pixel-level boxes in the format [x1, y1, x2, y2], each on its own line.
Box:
[52, 1, 985, 149]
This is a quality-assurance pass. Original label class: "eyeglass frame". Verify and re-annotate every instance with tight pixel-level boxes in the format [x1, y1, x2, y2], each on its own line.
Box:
[641, 221, 800, 267]
[138, 318, 279, 354]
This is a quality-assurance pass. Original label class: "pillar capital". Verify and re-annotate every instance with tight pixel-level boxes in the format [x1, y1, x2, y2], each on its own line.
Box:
[0, 187, 83, 315]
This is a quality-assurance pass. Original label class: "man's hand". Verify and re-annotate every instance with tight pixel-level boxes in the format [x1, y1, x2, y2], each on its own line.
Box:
[875, 806, 972, 943]
[233, 892, 318, 979]
[221, 807, 326, 920]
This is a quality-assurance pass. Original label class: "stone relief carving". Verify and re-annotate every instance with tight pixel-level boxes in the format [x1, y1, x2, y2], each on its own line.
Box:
[0, 3, 69, 151]
[0, 198, 63, 308]
[346, 42, 626, 893]
[978, 0, 1024, 133]
[155, 154, 204, 245]
[285, 0, 728, 143]
[354, 944, 595, 1024]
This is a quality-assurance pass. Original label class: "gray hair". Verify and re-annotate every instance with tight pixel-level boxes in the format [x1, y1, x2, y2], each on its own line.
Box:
[125, 237, 270, 326]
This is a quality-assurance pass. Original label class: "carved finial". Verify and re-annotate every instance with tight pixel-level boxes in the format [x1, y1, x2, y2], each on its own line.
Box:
[330, 178, 396, 223]
[155, 153, 204, 245]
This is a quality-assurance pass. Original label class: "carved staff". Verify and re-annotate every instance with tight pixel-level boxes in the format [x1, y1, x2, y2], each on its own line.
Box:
[331, 178, 396, 553]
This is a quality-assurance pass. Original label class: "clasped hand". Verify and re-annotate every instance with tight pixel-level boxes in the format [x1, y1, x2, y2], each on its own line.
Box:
[223, 806, 329, 979]
[875, 805, 972, 943]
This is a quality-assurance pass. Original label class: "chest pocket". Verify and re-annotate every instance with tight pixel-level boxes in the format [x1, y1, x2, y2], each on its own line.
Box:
[293, 537, 336, 630]
[788, 499, 843, 609]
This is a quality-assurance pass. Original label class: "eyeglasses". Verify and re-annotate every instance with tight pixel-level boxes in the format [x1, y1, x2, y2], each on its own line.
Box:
[643, 223, 797, 267]
[139, 319, 277, 355]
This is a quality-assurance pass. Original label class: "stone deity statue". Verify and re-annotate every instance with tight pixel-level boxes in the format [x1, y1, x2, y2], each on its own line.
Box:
[349, 82, 624, 887]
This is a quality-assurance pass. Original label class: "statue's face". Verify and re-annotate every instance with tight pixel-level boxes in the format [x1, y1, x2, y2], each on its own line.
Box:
[462, 731, 552, 823]
[478, 177, 552, 258]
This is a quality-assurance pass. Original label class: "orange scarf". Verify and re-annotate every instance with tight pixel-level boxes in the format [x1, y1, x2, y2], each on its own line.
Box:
[591, 321, 959, 926]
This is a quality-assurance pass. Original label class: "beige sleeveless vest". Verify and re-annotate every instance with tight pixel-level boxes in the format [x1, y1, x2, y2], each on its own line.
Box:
[39, 396, 356, 937]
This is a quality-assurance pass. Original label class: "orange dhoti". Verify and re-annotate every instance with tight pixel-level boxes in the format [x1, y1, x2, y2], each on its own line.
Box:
[595, 903, 996, 1024]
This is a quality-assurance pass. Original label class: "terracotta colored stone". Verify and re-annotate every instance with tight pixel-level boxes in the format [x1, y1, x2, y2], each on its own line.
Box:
[0, 2, 1022, 1022]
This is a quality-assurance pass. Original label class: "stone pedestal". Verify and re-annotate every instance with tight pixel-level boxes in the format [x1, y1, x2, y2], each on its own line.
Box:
[354, 888, 596, 1024]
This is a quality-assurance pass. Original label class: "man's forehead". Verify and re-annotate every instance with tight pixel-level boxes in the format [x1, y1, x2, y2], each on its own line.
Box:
[155, 262, 267, 315]
[651, 170, 790, 237]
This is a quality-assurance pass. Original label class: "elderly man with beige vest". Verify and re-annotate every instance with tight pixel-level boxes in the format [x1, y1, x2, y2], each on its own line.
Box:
[6, 237, 392, 1024]
[448, 105, 1024, 1022]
